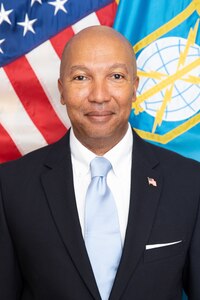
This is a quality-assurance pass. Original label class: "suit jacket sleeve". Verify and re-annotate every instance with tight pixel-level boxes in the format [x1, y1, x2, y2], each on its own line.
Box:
[0, 174, 22, 299]
[183, 196, 200, 300]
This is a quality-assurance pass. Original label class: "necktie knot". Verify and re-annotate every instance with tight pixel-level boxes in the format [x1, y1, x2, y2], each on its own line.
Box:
[90, 157, 112, 178]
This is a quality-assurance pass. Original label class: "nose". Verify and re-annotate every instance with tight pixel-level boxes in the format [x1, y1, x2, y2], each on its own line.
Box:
[88, 78, 110, 103]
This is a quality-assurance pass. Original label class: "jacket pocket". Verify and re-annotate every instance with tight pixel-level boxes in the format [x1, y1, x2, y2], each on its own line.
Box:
[144, 240, 184, 263]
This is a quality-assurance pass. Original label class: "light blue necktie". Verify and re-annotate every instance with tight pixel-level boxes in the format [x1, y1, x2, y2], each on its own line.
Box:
[84, 157, 122, 300]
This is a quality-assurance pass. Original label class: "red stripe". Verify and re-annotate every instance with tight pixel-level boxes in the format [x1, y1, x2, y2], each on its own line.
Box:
[96, 2, 118, 27]
[0, 124, 22, 163]
[4, 57, 67, 144]
[50, 27, 75, 59]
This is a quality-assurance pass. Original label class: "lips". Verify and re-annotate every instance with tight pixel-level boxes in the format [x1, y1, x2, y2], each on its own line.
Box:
[86, 111, 113, 117]
[85, 110, 114, 122]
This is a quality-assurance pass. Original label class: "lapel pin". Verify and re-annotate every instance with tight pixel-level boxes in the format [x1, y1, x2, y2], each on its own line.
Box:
[147, 177, 157, 187]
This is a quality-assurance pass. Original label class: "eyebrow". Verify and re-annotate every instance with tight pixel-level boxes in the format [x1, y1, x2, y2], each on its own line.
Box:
[109, 63, 129, 73]
[69, 63, 129, 73]
[69, 65, 89, 73]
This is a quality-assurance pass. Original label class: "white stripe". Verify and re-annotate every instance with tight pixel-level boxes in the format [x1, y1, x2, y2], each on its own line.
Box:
[72, 12, 100, 33]
[0, 68, 48, 155]
[26, 40, 71, 128]
[146, 240, 182, 250]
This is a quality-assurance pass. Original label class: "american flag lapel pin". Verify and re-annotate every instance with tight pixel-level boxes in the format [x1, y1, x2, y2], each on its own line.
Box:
[147, 177, 157, 187]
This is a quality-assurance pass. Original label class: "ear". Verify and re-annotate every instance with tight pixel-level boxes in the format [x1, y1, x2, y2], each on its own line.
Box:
[132, 76, 139, 103]
[58, 78, 65, 105]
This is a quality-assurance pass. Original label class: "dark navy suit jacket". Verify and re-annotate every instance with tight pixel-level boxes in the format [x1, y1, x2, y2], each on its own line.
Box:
[0, 130, 200, 300]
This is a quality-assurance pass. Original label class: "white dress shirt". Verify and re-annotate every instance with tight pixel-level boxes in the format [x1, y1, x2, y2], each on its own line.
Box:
[70, 124, 133, 245]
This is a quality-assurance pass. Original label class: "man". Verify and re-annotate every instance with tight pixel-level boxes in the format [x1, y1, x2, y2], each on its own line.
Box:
[0, 26, 200, 300]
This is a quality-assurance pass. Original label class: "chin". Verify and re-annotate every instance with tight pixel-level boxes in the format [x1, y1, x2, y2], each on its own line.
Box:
[87, 131, 112, 140]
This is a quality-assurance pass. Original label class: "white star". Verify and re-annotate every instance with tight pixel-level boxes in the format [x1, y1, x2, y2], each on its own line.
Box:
[31, 0, 42, 7]
[48, 0, 68, 15]
[0, 3, 13, 25]
[0, 39, 5, 54]
[17, 14, 37, 36]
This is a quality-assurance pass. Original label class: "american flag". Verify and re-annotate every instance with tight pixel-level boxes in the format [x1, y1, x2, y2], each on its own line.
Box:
[147, 177, 157, 187]
[0, 0, 117, 163]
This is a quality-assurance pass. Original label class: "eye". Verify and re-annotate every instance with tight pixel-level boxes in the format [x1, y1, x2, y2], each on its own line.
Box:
[112, 73, 124, 80]
[73, 75, 87, 81]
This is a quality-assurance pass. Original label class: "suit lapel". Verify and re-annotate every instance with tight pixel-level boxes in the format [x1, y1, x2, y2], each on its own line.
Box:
[41, 132, 101, 300]
[110, 131, 163, 300]
[40, 130, 163, 300]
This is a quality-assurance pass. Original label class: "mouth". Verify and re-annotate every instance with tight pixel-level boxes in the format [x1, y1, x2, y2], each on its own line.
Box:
[85, 111, 114, 122]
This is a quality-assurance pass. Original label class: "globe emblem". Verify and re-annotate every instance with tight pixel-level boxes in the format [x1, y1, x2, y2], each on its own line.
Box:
[136, 37, 200, 123]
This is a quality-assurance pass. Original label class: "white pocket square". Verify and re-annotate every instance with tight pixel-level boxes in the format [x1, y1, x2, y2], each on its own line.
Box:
[146, 240, 182, 250]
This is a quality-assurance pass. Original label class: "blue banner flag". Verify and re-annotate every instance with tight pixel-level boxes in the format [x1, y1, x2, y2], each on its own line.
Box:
[114, 0, 200, 163]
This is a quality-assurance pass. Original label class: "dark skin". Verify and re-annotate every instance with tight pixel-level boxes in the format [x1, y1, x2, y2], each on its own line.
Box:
[58, 26, 139, 155]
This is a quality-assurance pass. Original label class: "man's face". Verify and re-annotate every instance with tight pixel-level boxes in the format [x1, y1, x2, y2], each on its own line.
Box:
[58, 30, 138, 150]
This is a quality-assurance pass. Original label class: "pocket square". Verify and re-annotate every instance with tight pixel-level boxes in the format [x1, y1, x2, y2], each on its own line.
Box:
[146, 240, 182, 250]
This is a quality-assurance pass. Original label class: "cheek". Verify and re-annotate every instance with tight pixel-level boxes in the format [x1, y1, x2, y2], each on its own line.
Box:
[114, 90, 134, 110]
[62, 86, 89, 108]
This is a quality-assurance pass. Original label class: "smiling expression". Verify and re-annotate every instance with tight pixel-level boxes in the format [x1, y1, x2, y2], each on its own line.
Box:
[58, 26, 139, 154]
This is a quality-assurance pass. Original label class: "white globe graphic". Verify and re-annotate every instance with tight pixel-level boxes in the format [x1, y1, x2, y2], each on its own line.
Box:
[137, 37, 200, 121]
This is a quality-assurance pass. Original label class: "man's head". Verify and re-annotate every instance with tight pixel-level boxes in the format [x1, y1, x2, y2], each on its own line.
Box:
[58, 25, 139, 155]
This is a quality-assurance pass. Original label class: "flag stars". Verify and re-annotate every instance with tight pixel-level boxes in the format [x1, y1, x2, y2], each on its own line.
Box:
[48, 0, 68, 15]
[0, 3, 13, 25]
[0, 39, 5, 54]
[31, 0, 42, 7]
[18, 14, 37, 36]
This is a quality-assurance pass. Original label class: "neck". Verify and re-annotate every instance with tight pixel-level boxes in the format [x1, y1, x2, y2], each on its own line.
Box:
[81, 139, 118, 156]
[73, 126, 128, 156]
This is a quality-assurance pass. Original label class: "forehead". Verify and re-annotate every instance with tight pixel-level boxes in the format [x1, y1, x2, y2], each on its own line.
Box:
[63, 33, 134, 68]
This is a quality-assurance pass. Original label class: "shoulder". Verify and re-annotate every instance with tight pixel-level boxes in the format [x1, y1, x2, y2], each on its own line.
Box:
[0, 132, 70, 181]
[133, 129, 200, 175]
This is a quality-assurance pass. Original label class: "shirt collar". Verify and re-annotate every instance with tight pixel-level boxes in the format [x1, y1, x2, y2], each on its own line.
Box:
[70, 123, 133, 177]
[70, 129, 95, 177]
[104, 124, 133, 177]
